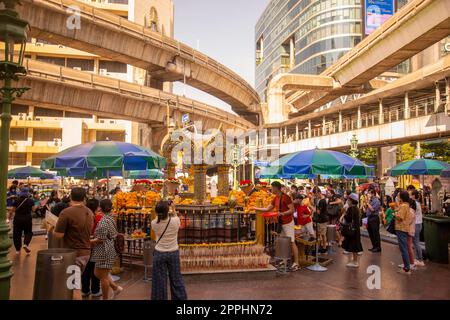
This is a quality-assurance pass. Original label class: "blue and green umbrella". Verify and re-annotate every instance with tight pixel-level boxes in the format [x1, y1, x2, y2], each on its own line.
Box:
[389, 159, 450, 176]
[8, 166, 56, 179]
[41, 141, 166, 172]
[260, 149, 374, 179]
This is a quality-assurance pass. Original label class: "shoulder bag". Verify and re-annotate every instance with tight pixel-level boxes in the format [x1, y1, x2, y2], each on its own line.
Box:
[276, 195, 284, 234]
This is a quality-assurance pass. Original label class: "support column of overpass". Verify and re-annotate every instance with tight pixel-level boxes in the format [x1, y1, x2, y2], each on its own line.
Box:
[377, 146, 397, 178]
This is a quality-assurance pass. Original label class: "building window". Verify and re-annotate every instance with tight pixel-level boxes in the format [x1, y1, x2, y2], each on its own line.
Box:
[32, 153, 54, 166]
[99, 60, 127, 74]
[96, 131, 125, 142]
[9, 152, 27, 166]
[12, 104, 28, 116]
[66, 58, 95, 71]
[10, 128, 28, 141]
[33, 128, 63, 141]
[65, 111, 92, 119]
[36, 56, 65, 66]
[34, 107, 63, 118]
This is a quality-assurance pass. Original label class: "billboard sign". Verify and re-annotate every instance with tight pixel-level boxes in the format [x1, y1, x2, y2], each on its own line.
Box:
[365, 0, 395, 35]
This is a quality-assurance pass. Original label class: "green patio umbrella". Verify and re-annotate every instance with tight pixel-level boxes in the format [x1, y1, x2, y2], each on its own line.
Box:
[389, 159, 450, 176]
[41, 141, 166, 172]
[8, 166, 56, 179]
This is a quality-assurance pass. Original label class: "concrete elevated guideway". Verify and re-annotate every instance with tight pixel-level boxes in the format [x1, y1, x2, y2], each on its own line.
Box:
[271, 56, 450, 162]
[15, 59, 254, 131]
[286, 0, 450, 115]
[18, 0, 261, 122]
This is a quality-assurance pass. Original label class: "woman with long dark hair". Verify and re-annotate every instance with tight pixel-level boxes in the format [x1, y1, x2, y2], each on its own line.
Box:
[151, 201, 187, 300]
[341, 193, 363, 267]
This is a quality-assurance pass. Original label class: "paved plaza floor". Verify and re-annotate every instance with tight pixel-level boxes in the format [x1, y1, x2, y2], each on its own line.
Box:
[9, 235, 450, 300]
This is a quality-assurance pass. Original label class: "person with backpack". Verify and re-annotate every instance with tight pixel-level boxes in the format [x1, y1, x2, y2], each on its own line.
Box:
[90, 199, 123, 300]
[10, 188, 36, 255]
[152, 201, 187, 300]
[54, 187, 93, 272]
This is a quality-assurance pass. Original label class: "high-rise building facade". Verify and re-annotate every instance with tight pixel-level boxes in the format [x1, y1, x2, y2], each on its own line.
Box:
[9, 0, 174, 169]
[255, 0, 364, 101]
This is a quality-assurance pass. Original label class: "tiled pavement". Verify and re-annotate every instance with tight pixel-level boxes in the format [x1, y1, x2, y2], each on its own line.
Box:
[9, 235, 450, 300]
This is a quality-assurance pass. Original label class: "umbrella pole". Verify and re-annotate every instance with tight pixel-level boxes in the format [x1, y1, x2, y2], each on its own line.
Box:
[307, 173, 327, 272]
[307, 219, 327, 272]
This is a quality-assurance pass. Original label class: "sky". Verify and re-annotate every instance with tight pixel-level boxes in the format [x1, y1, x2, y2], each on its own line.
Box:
[172, 0, 270, 112]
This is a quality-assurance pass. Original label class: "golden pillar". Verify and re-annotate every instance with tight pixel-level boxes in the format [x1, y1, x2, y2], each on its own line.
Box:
[193, 164, 207, 203]
[256, 212, 265, 246]
[166, 162, 176, 179]
[217, 164, 230, 196]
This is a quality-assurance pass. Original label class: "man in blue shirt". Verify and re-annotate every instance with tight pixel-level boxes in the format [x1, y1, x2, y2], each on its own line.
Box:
[364, 189, 382, 252]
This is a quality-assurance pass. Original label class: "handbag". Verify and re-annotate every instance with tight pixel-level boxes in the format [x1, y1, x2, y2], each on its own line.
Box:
[327, 204, 339, 217]
[386, 218, 396, 235]
[341, 221, 356, 237]
[153, 216, 172, 256]
[276, 195, 284, 234]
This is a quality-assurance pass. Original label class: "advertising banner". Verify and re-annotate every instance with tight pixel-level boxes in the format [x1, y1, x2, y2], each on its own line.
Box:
[365, 0, 395, 35]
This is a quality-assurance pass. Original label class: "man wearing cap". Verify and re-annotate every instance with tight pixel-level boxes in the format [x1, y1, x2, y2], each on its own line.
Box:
[10, 188, 36, 255]
[252, 181, 299, 271]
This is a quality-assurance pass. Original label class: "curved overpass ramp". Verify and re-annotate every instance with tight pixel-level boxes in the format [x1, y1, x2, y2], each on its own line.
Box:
[18, 0, 260, 122]
[16, 59, 255, 131]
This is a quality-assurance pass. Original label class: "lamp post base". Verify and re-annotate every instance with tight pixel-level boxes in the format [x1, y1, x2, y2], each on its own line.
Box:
[0, 221, 13, 300]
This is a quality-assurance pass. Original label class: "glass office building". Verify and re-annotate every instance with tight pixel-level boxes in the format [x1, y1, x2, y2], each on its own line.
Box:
[255, 0, 364, 101]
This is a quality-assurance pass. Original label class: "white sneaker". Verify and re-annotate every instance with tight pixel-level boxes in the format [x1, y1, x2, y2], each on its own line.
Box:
[410, 264, 416, 270]
[111, 286, 123, 300]
[343, 250, 350, 254]
[346, 262, 359, 268]
[357, 252, 363, 256]
[23, 245, 31, 255]
[398, 264, 404, 268]
[415, 260, 425, 267]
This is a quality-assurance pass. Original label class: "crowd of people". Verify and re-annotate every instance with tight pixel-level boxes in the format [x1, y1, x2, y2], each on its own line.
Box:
[6, 179, 186, 300]
[251, 180, 430, 273]
[5, 176, 445, 300]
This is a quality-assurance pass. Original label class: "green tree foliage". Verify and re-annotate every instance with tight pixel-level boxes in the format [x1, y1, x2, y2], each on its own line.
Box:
[397, 143, 416, 162]
[420, 140, 450, 162]
[357, 147, 377, 165]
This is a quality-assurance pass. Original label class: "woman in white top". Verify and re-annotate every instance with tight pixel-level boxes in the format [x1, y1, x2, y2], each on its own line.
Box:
[151, 201, 187, 300]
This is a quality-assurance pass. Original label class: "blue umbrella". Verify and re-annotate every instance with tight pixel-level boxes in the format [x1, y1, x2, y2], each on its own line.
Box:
[41, 141, 166, 172]
[8, 166, 56, 179]
[260, 149, 374, 179]
[441, 168, 450, 178]
[389, 159, 450, 176]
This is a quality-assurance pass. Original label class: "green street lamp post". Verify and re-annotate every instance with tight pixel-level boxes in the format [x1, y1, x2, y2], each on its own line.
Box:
[0, 0, 30, 300]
